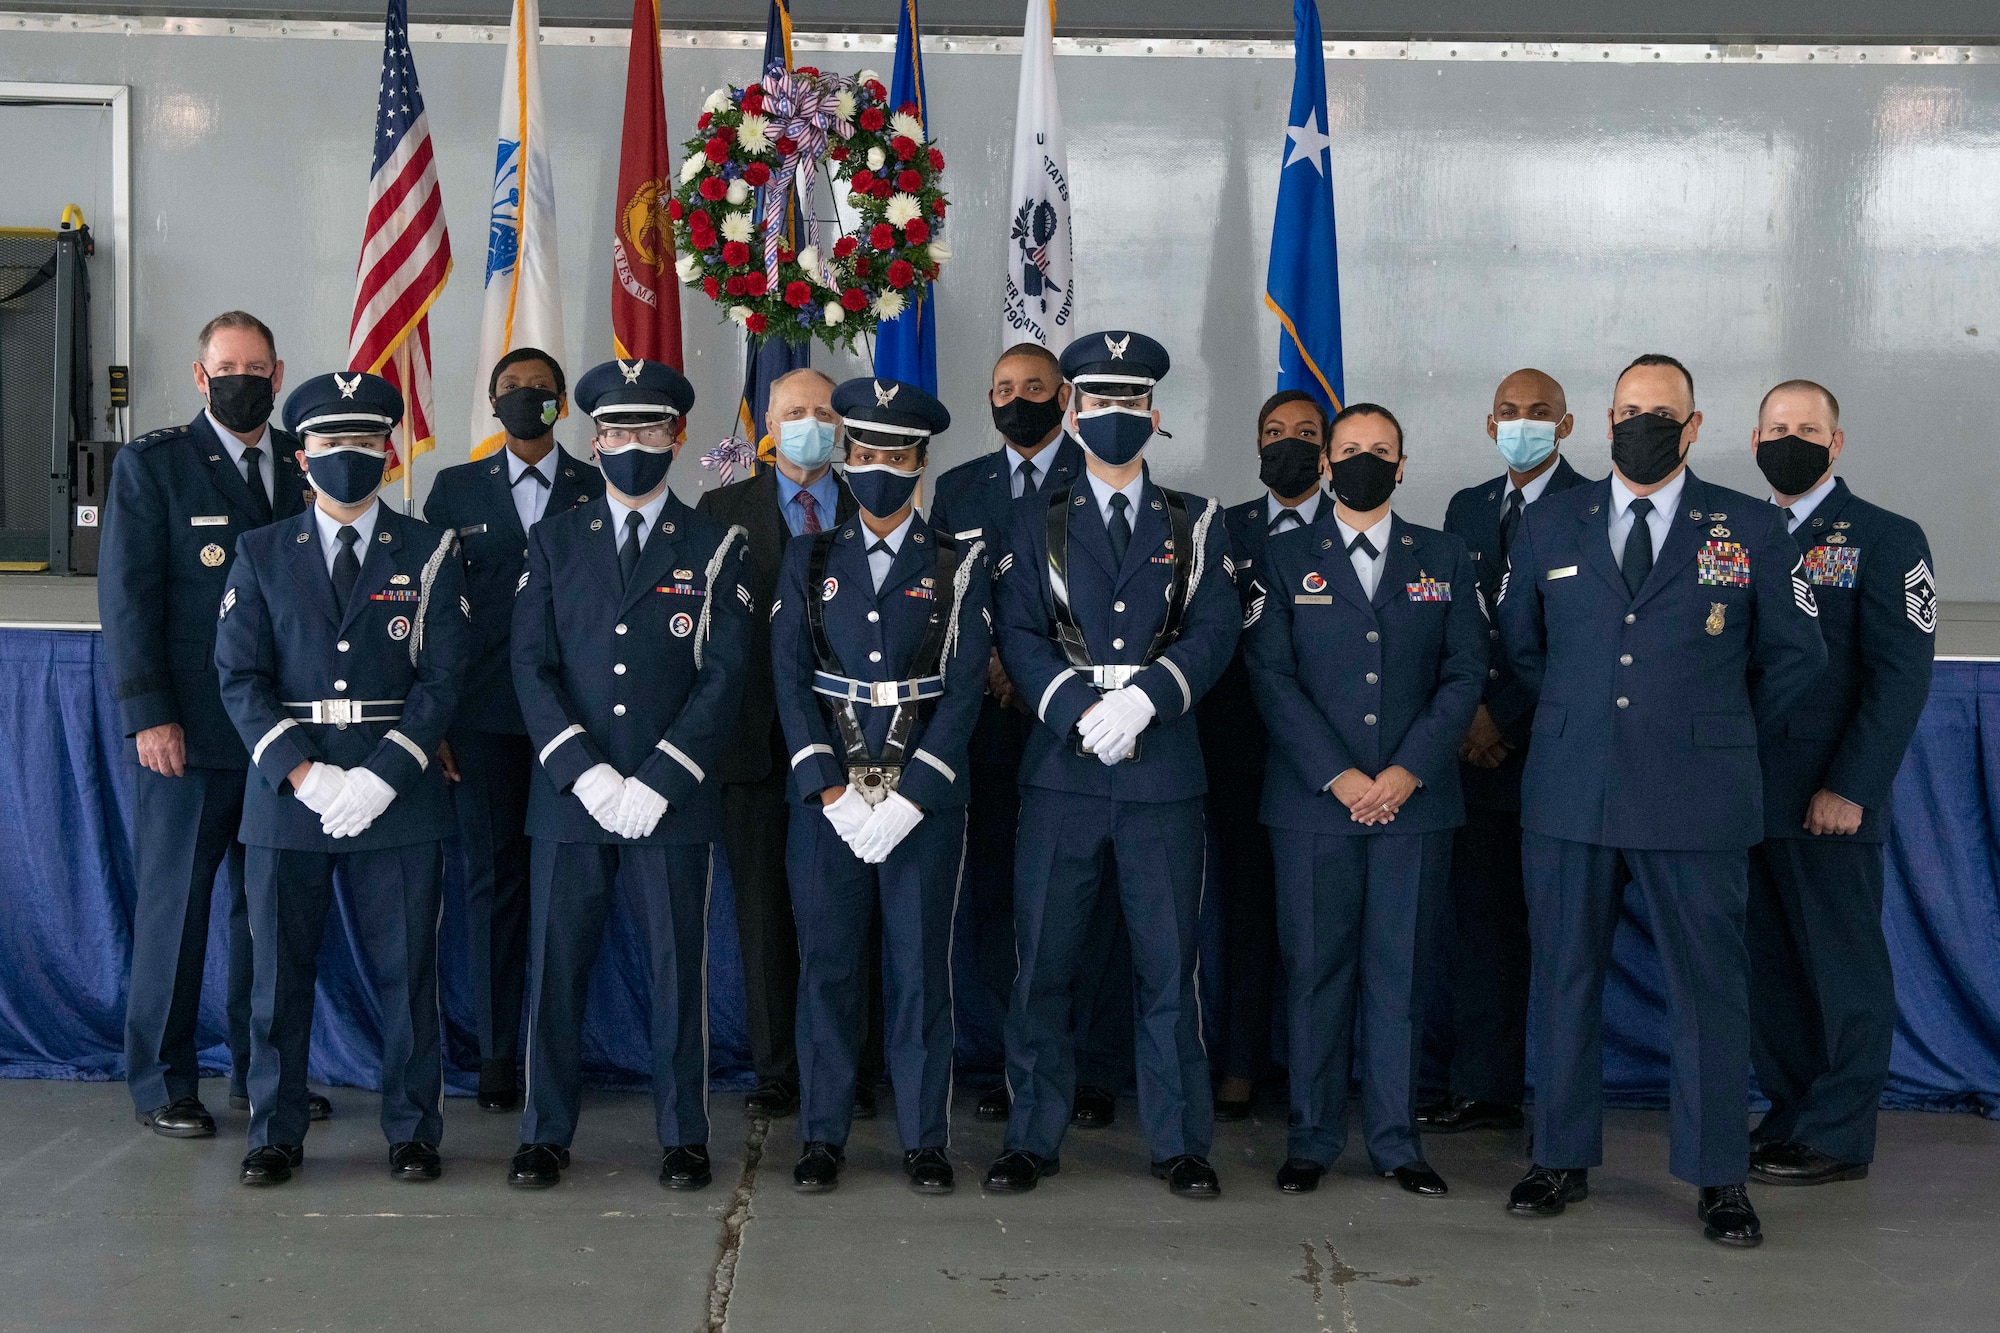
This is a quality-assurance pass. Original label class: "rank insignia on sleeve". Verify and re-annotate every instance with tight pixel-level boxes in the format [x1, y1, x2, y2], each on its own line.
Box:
[1803, 545, 1859, 588]
[1791, 558, 1819, 617]
[1904, 559, 1938, 633]
[218, 588, 236, 621]
[1697, 541, 1751, 587]
[1302, 571, 1328, 594]
[1705, 602, 1727, 635]
[199, 543, 226, 567]
[1406, 577, 1451, 602]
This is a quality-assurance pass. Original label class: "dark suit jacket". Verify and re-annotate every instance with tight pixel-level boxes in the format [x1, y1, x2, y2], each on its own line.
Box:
[696, 466, 857, 784]
[99, 411, 309, 768]
[1197, 493, 1298, 782]
[1441, 455, 1590, 809]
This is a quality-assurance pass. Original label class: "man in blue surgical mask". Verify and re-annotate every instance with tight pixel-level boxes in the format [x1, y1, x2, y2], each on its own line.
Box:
[698, 369, 883, 1125]
[1418, 368, 1592, 1140]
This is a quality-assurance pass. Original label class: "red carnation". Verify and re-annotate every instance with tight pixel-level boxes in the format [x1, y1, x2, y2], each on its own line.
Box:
[778, 243, 794, 263]
[742, 162, 771, 187]
[851, 170, 874, 192]
[869, 223, 896, 251]
[888, 259, 915, 289]
[744, 271, 769, 297]
[871, 182, 893, 200]
[783, 280, 813, 307]
[775, 135, 797, 156]
[714, 124, 736, 144]
[829, 146, 849, 162]
[898, 102, 919, 118]
[697, 112, 713, 130]
[691, 228, 716, 252]
[928, 147, 945, 170]
[795, 64, 820, 77]
[852, 255, 871, 277]
[932, 197, 947, 217]
[896, 169, 923, 193]
[698, 177, 727, 201]
[746, 312, 768, 334]
[689, 208, 712, 229]
[893, 136, 917, 162]
[702, 276, 720, 299]
[704, 137, 729, 163]
[832, 236, 858, 259]
[666, 198, 684, 221]
[722, 240, 751, 267]
[864, 79, 887, 100]
[859, 106, 885, 132]
[903, 218, 930, 244]
[841, 287, 868, 312]
[724, 274, 748, 296]
[741, 89, 764, 114]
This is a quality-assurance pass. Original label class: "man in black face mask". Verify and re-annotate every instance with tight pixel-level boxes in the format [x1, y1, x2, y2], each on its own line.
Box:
[1495, 354, 1826, 1247]
[101, 310, 325, 1141]
[1743, 380, 1933, 1189]
[1197, 389, 1328, 1121]
[424, 347, 604, 1112]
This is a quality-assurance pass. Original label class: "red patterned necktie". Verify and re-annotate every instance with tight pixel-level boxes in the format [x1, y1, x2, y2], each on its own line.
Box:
[798, 489, 822, 534]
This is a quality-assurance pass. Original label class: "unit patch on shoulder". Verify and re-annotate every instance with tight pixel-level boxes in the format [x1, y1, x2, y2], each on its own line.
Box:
[1697, 541, 1751, 587]
[1803, 544, 1860, 588]
[1904, 559, 1938, 633]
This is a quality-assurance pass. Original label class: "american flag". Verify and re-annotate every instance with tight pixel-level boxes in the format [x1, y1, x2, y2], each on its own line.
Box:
[347, 0, 451, 480]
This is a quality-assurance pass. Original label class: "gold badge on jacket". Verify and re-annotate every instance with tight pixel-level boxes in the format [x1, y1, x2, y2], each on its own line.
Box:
[1705, 602, 1727, 636]
[199, 543, 226, 567]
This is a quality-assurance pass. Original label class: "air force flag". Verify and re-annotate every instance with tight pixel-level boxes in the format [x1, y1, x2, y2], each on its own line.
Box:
[1000, 0, 1074, 351]
[1264, 0, 1345, 412]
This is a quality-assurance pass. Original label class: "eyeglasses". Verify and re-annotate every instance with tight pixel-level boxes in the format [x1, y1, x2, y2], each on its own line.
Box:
[600, 425, 675, 446]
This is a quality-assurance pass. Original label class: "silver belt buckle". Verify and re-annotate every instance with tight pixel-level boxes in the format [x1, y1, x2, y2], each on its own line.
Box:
[1091, 664, 1139, 691]
[313, 698, 359, 729]
[850, 764, 902, 806]
[869, 679, 903, 708]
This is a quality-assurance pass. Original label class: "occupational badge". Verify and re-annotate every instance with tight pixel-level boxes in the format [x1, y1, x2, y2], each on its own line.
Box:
[199, 543, 226, 567]
[390, 573, 411, 585]
[1705, 602, 1727, 636]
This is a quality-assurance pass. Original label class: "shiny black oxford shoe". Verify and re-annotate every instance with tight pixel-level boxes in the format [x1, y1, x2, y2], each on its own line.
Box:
[509, 1142, 569, 1189]
[139, 1096, 215, 1139]
[1152, 1154, 1221, 1199]
[1275, 1158, 1325, 1193]
[236, 1091, 332, 1119]
[1750, 1139, 1869, 1187]
[1698, 1184, 1763, 1247]
[1389, 1161, 1449, 1196]
[1507, 1165, 1590, 1216]
[975, 1086, 1010, 1122]
[661, 1144, 712, 1190]
[1070, 1085, 1116, 1129]
[905, 1147, 954, 1194]
[793, 1142, 844, 1193]
[1416, 1095, 1523, 1135]
[745, 1078, 799, 1118]
[239, 1144, 303, 1186]
[390, 1141, 441, 1181]
[982, 1149, 1058, 1193]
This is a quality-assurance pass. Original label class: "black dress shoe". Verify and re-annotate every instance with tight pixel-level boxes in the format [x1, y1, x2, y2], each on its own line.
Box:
[745, 1078, 799, 1118]
[793, 1141, 845, 1193]
[983, 1149, 1058, 1193]
[1418, 1096, 1523, 1135]
[905, 1147, 954, 1194]
[1698, 1184, 1764, 1247]
[975, 1086, 1010, 1122]
[139, 1096, 216, 1139]
[1275, 1158, 1325, 1193]
[661, 1144, 712, 1190]
[1507, 1165, 1590, 1216]
[852, 1082, 879, 1120]
[390, 1141, 442, 1181]
[509, 1142, 569, 1189]
[1390, 1161, 1449, 1196]
[1152, 1154, 1221, 1199]
[1070, 1085, 1116, 1129]
[478, 1061, 521, 1113]
[240, 1144, 303, 1186]
[1750, 1139, 1869, 1186]
[307, 1092, 333, 1122]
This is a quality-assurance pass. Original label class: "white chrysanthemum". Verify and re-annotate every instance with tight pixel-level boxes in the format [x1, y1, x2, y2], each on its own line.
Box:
[927, 240, 952, 266]
[873, 290, 907, 321]
[736, 113, 772, 155]
[823, 302, 845, 327]
[675, 253, 701, 283]
[679, 152, 707, 184]
[703, 87, 731, 115]
[728, 305, 752, 325]
[866, 146, 886, 171]
[796, 245, 821, 275]
[725, 179, 751, 206]
[891, 112, 924, 142]
[884, 193, 921, 228]
[858, 69, 883, 87]
[720, 211, 754, 243]
[834, 90, 857, 122]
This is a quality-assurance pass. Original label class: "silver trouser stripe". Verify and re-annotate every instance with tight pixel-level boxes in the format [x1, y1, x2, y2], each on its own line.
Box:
[251, 717, 298, 766]
[912, 749, 955, 782]
[791, 742, 835, 770]
[657, 739, 705, 782]
[538, 723, 586, 766]
[1157, 658, 1193, 715]
[1036, 667, 1078, 722]
[384, 729, 427, 770]
[810, 671, 945, 706]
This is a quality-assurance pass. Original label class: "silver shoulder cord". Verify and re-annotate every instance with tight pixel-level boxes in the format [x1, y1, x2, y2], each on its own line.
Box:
[411, 530, 456, 666]
[695, 524, 750, 670]
[940, 538, 985, 663]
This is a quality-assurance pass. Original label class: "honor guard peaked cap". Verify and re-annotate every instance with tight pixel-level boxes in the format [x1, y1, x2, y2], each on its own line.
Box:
[575, 358, 696, 426]
[832, 376, 951, 444]
[1061, 330, 1171, 395]
[282, 371, 403, 439]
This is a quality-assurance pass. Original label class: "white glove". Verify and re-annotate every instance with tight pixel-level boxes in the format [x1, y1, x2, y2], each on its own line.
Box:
[615, 776, 669, 840]
[1078, 685, 1155, 766]
[821, 785, 874, 850]
[293, 762, 348, 815]
[572, 762, 626, 837]
[850, 791, 924, 865]
[321, 767, 396, 839]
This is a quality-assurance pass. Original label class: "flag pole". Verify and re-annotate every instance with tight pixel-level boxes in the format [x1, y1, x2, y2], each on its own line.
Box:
[397, 341, 416, 515]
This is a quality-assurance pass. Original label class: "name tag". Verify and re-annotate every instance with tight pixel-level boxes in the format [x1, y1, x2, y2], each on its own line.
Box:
[1545, 566, 1578, 581]
[1296, 594, 1333, 605]
[953, 528, 982, 539]
[191, 515, 230, 527]
[458, 524, 488, 538]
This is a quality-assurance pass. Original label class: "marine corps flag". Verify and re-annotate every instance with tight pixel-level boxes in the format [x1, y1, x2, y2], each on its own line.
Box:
[611, 0, 684, 368]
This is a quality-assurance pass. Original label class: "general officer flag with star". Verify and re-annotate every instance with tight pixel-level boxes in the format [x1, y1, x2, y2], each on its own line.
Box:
[871, 0, 939, 392]
[1264, 0, 1344, 413]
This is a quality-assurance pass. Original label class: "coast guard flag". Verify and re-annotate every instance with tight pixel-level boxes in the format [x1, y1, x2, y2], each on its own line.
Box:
[1264, 0, 1345, 412]
[1000, 0, 1074, 351]
[871, 0, 938, 393]
[470, 0, 567, 461]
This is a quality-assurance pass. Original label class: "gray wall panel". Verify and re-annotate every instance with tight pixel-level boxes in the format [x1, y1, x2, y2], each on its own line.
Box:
[2, 31, 1994, 591]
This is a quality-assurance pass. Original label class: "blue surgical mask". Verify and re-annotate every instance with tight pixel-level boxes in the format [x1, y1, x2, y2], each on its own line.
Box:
[596, 441, 674, 497]
[1493, 418, 1558, 472]
[1073, 406, 1154, 467]
[778, 417, 837, 469]
[303, 443, 388, 506]
[844, 462, 924, 518]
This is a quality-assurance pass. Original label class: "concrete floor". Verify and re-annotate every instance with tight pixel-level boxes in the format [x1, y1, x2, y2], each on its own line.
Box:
[1, 1080, 1994, 1332]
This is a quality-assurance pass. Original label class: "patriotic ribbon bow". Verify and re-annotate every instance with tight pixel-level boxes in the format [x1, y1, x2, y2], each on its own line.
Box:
[757, 68, 855, 290]
[699, 437, 760, 485]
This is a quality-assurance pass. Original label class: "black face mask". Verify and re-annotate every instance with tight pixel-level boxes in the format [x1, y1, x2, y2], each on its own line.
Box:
[205, 373, 275, 434]
[1327, 450, 1399, 512]
[1755, 433, 1832, 498]
[1258, 436, 1322, 498]
[991, 394, 1065, 448]
[1610, 412, 1690, 487]
[494, 386, 561, 441]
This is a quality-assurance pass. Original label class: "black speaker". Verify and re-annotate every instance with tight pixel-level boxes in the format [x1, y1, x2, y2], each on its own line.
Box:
[69, 438, 117, 575]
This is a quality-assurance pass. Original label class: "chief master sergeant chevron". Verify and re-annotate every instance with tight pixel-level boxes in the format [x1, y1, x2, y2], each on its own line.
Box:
[1495, 353, 1825, 1248]
[985, 330, 1240, 1200]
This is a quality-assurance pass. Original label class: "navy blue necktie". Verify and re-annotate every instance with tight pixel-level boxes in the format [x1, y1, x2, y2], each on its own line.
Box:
[332, 525, 360, 611]
[1107, 493, 1131, 567]
[619, 510, 645, 587]
[1622, 498, 1655, 598]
